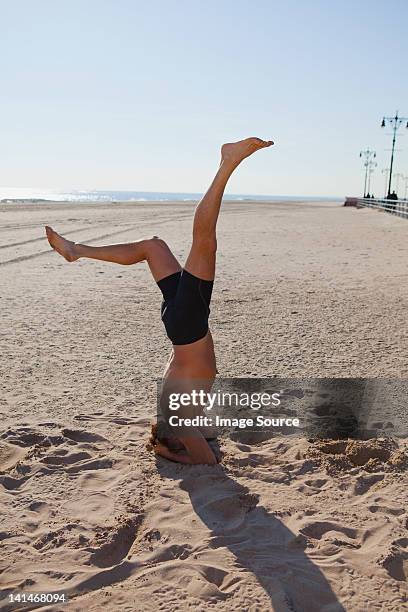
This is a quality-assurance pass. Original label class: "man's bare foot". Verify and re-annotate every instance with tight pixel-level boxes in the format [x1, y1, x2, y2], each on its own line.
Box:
[221, 137, 273, 166]
[45, 226, 79, 262]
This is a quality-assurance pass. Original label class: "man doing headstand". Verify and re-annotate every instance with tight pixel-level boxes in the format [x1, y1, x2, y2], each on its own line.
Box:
[46, 137, 273, 464]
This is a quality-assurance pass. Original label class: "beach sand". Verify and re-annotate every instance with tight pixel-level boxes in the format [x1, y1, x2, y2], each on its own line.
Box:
[0, 199, 407, 611]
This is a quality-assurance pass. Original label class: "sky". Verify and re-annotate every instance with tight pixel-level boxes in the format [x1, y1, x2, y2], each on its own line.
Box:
[1, 0, 408, 197]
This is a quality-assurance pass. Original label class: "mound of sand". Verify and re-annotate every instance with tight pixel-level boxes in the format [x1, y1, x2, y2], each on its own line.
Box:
[306, 437, 408, 474]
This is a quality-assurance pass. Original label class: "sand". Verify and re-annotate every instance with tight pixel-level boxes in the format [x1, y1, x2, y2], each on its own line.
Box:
[0, 199, 407, 611]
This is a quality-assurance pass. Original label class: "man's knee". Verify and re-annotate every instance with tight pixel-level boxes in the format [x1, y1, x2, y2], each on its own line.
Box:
[146, 236, 169, 257]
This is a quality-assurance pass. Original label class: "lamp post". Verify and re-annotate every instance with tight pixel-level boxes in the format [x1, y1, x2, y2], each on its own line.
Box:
[381, 111, 408, 197]
[367, 161, 377, 197]
[359, 149, 376, 197]
[381, 168, 390, 198]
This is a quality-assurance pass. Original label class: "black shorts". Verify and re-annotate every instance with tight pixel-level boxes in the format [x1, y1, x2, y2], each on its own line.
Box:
[157, 269, 214, 345]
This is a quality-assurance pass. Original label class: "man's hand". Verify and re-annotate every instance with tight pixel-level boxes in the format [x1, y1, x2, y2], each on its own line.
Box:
[154, 441, 195, 464]
[148, 423, 218, 465]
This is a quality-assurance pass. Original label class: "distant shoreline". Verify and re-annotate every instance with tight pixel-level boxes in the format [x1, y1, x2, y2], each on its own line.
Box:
[0, 195, 343, 205]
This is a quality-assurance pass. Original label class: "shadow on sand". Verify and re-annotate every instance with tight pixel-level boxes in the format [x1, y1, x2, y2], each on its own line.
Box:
[157, 455, 345, 612]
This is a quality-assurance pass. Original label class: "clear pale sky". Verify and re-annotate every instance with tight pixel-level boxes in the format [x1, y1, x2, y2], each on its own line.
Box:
[2, 0, 408, 197]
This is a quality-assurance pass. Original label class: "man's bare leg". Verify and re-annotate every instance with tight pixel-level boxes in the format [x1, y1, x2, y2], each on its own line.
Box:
[45, 227, 181, 281]
[184, 137, 273, 280]
[152, 138, 274, 465]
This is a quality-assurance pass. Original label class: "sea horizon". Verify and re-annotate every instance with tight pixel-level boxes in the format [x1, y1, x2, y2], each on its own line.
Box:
[0, 188, 343, 203]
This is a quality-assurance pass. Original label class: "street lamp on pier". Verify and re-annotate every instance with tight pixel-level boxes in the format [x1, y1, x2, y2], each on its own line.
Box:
[359, 149, 376, 197]
[381, 111, 408, 197]
[367, 161, 377, 197]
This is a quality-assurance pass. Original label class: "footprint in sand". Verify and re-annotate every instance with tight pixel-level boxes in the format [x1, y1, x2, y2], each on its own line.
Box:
[192, 492, 259, 531]
[0, 427, 47, 447]
[38, 426, 113, 473]
[89, 513, 143, 567]
[65, 457, 113, 473]
[367, 503, 405, 517]
[142, 561, 230, 603]
[0, 425, 113, 497]
[73, 413, 137, 426]
[378, 537, 408, 581]
[146, 542, 193, 563]
[0, 441, 26, 471]
[33, 523, 86, 551]
[298, 520, 359, 542]
[41, 450, 93, 466]
[353, 473, 385, 495]
[27, 501, 53, 519]
[62, 428, 108, 443]
[295, 519, 363, 556]
[0, 474, 29, 491]
[186, 565, 230, 602]
[304, 478, 327, 489]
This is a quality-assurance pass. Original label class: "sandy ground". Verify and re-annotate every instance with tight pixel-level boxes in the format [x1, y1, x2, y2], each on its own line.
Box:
[0, 199, 407, 611]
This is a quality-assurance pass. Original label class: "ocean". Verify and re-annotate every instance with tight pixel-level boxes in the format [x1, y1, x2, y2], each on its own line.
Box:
[0, 188, 342, 203]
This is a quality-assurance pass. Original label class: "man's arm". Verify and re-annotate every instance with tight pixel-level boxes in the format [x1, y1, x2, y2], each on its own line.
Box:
[178, 434, 218, 465]
[154, 439, 217, 465]
[154, 441, 195, 464]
